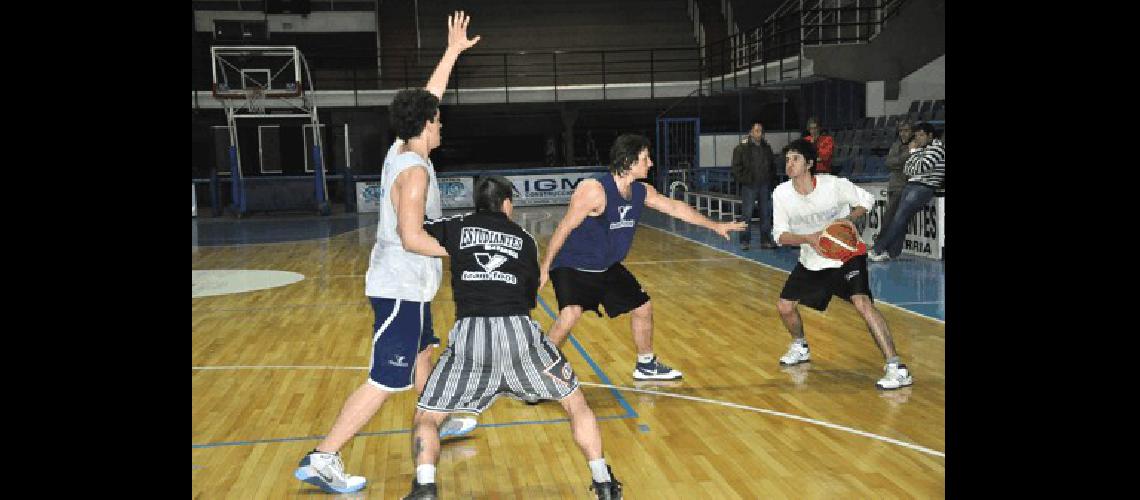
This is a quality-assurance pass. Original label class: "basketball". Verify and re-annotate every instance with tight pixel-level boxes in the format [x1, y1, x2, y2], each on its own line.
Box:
[817, 221, 866, 261]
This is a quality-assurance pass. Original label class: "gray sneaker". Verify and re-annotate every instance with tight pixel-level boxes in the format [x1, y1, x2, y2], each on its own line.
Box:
[294, 450, 367, 494]
[876, 363, 914, 390]
[778, 342, 810, 366]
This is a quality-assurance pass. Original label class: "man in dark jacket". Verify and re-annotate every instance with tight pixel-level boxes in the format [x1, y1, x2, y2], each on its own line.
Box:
[881, 119, 915, 237]
[731, 121, 778, 249]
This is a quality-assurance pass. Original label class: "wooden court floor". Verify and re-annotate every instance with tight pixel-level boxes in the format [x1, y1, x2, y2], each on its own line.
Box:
[192, 208, 945, 499]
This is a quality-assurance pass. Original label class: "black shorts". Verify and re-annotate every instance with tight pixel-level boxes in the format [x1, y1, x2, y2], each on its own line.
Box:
[550, 263, 650, 318]
[779, 255, 873, 311]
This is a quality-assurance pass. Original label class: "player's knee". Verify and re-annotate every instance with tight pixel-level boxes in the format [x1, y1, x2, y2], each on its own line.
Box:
[776, 299, 797, 316]
[560, 306, 583, 321]
[850, 295, 874, 314]
[632, 300, 652, 318]
[414, 409, 446, 427]
[560, 388, 592, 417]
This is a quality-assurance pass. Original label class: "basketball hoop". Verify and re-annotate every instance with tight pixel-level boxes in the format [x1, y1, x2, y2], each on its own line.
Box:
[245, 85, 266, 113]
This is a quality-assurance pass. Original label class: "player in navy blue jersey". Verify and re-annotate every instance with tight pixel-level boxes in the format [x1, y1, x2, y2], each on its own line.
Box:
[540, 134, 747, 382]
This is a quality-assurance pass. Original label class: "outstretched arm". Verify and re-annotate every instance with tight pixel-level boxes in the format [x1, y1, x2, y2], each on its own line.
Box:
[641, 182, 746, 239]
[424, 11, 481, 99]
[539, 179, 606, 288]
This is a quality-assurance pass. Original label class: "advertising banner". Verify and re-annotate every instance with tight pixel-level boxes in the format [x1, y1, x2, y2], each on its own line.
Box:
[357, 170, 602, 213]
[355, 181, 385, 213]
[505, 172, 600, 206]
[437, 176, 474, 209]
[856, 182, 943, 260]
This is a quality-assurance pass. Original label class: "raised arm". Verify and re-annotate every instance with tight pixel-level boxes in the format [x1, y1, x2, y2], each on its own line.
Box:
[539, 179, 606, 288]
[641, 182, 746, 239]
[393, 166, 448, 257]
[424, 11, 481, 99]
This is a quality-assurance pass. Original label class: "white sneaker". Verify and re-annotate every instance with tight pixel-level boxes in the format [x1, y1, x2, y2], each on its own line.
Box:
[867, 250, 890, 262]
[876, 363, 914, 390]
[294, 451, 367, 494]
[778, 342, 810, 366]
[439, 415, 478, 439]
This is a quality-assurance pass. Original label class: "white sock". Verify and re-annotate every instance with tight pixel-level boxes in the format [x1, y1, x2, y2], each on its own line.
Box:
[637, 353, 655, 364]
[793, 338, 808, 347]
[588, 458, 611, 483]
[416, 464, 436, 484]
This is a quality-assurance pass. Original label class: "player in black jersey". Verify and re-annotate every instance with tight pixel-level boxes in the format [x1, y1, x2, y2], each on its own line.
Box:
[400, 176, 623, 499]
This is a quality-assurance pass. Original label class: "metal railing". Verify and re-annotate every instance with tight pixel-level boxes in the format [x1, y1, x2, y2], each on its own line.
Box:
[192, 0, 908, 104]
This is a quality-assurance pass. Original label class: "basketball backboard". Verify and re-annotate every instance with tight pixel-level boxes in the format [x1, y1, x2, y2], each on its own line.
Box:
[211, 46, 303, 100]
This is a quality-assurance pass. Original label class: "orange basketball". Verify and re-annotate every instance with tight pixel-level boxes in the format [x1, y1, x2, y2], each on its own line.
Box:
[817, 221, 866, 262]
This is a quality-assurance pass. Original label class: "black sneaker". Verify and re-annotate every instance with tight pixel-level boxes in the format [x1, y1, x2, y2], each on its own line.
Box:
[402, 480, 437, 500]
[632, 356, 682, 380]
[589, 466, 623, 500]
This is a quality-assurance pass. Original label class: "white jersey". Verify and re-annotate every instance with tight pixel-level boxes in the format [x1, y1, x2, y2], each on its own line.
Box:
[364, 140, 443, 301]
[771, 174, 875, 271]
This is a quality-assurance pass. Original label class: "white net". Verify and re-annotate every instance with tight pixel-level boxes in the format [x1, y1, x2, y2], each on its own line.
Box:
[245, 85, 266, 113]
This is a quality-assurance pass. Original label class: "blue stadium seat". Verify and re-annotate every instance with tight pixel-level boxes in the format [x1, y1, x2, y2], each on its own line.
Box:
[918, 100, 934, 121]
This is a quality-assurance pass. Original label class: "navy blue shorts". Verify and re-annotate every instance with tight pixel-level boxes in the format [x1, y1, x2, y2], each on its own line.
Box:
[368, 297, 441, 391]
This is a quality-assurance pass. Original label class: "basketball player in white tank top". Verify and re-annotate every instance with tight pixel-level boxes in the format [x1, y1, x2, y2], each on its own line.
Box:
[292, 12, 481, 496]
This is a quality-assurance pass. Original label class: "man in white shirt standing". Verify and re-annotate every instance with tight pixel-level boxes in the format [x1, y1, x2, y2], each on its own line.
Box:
[770, 138, 913, 390]
[293, 11, 481, 495]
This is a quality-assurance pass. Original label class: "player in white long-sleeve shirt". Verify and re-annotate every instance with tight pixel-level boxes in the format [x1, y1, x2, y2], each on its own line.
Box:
[770, 138, 913, 390]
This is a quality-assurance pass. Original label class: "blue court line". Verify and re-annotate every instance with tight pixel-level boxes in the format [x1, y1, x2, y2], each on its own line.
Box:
[535, 295, 638, 419]
[193, 299, 638, 450]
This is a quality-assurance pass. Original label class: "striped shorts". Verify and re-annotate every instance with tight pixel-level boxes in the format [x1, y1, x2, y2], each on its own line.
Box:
[417, 315, 579, 414]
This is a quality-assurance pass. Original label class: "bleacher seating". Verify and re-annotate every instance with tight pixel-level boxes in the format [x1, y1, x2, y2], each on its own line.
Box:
[825, 98, 946, 183]
[413, 0, 700, 87]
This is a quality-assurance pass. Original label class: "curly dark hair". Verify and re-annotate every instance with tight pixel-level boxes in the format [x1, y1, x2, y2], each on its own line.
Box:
[608, 134, 651, 175]
[389, 89, 440, 141]
[783, 138, 818, 174]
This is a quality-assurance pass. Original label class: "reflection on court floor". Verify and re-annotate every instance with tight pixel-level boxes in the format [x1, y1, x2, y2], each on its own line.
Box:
[193, 204, 945, 498]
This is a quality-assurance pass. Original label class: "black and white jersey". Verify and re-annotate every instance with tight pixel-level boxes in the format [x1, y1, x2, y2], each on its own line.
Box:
[424, 211, 539, 318]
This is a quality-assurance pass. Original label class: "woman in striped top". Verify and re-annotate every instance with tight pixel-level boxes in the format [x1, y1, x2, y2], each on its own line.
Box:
[868, 122, 946, 261]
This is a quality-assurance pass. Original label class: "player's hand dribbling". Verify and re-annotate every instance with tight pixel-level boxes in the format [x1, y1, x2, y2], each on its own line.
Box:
[808, 231, 825, 255]
[714, 221, 748, 240]
[447, 11, 480, 52]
